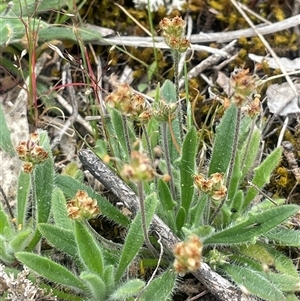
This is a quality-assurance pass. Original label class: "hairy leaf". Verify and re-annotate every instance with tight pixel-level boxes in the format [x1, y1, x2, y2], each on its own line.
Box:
[16, 252, 86, 291]
[223, 264, 285, 301]
[204, 205, 299, 245]
[179, 127, 197, 214]
[208, 104, 237, 175]
[140, 269, 176, 300]
[115, 193, 157, 282]
[75, 221, 104, 277]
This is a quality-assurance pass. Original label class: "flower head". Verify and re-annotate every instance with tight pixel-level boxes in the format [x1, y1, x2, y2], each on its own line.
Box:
[16, 132, 49, 173]
[105, 80, 151, 123]
[194, 172, 227, 201]
[159, 16, 190, 53]
[173, 235, 203, 275]
[67, 190, 100, 220]
[229, 69, 256, 107]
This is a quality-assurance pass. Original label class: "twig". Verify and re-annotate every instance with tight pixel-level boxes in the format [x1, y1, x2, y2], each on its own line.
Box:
[90, 14, 300, 45]
[230, 0, 298, 97]
[78, 149, 254, 301]
[179, 40, 237, 88]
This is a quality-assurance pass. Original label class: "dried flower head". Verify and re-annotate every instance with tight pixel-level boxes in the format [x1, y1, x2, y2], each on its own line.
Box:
[246, 94, 261, 118]
[159, 16, 186, 37]
[194, 173, 227, 201]
[16, 132, 49, 173]
[121, 150, 155, 182]
[105, 80, 151, 123]
[67, 190, 100, 220]
[173, 234, 203, 275]
[159, 16, 190, 52]
[229, 69, 256, 107]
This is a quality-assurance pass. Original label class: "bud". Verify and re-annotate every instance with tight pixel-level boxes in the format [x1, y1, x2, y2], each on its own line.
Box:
[153, 99, 177, 122]
[121, 150, 155, 182]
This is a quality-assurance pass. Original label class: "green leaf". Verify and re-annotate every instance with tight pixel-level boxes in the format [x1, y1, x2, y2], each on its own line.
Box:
[16, 171, 31, 227]
[103, 265, 116, 296]
[243, 147, 282, 210]
[190, 194, 209, 227]
[176, 206, 186, 232]
[0, 237, 15, 264]
[38, 224, 77, 257]
[80, 272, 106, 300]
[160, 80, 177, 103]
[74, 221, 104, 277]
[110, 279, 145, 301]
[51, 187, 73, 230]
[4, 0, 70, 17]
[229, 253, 264, 271]
[286, 294, 300, 301]
[109, 109, 129, 161]
[227, 152, 242, 201]
[160, 80, 181, 162]
[140, 269, 176, 300]
[0, 202, 13, 237]
[9, 228, 32, 252]
[56, 175, 130, 227]
[16, 252, 86, 291]
[261, 272, 300, 292]
[0, 103, 14, 156]
[158, 179, 176, 211]
[223, 264, 285, 301]
[241, 128, 261, 178]
[204, 205, 299, 245]
[228, 190, 244, 221]
[115, 193, 157, 282]
[266, 227, 300, 247]
[238, 243, 274, 266]
[179, 127, 197, 214]
[208, 104, 237, 175]
[38, 25, 101, 42]
[28, 131, 54, 250]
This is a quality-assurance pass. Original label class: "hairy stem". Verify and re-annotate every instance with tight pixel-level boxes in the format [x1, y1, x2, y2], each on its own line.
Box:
[122, 115, 132, 156]
[173, 50, 184, 142]
[137, 181, 157, 256]
[142, 124, 154, 165]
[162, 122, 176, 199]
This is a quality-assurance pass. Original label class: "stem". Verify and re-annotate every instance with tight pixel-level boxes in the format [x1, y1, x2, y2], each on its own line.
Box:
[173, 50, 184, 142]
[137, 181, 157, 256]
[142, 124, 154, 165]
[210, 107, 241, 223]
[122, 115, 132, 156]
[0, 185, 14, 219]
[162, 122, 176, 199]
